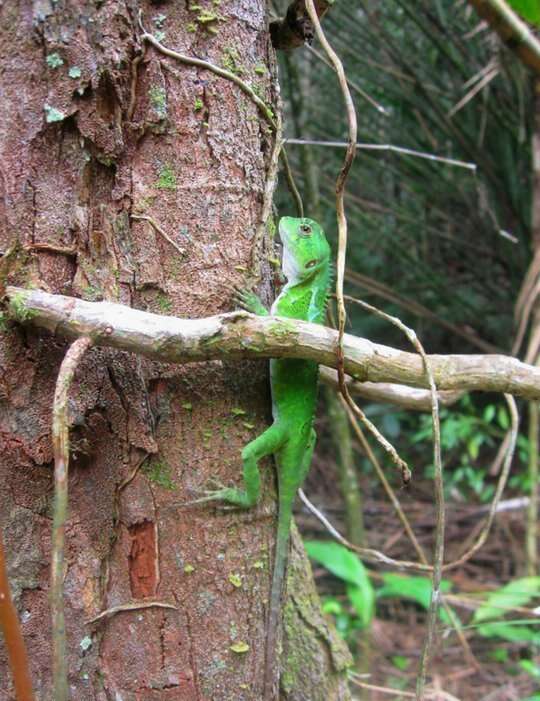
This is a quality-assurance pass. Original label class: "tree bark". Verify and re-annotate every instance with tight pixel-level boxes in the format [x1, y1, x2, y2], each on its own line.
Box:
[0, 2, 349, 699]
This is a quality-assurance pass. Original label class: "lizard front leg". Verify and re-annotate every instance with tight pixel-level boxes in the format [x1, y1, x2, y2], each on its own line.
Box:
[234, 288, 270, 316]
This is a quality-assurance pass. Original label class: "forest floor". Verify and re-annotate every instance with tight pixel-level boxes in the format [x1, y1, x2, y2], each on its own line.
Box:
[301, 454, 539, 701]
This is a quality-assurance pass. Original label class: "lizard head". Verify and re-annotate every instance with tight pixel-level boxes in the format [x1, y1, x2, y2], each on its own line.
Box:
[278, 216, 331, 283]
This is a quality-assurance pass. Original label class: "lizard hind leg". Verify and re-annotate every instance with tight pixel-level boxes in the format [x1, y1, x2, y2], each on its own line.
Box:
[193, 422, 287, 509]
[234, 422, 287, 506]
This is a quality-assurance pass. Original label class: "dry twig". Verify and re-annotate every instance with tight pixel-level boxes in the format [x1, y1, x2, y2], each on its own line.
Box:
[304, 0, 357, 389]
[51, 336, 92, 701]
[87, 600, 177, 625]
[130, 215, 185, 258]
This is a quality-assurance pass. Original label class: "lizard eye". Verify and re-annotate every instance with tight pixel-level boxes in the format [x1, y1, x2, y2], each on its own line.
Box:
[299, 224, 312, 236]
[305, 259, 318, 269]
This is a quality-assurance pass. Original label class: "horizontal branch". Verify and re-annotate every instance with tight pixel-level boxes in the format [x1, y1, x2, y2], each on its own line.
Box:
[320, 368, 464, 410]
[5, 286, 540, 399]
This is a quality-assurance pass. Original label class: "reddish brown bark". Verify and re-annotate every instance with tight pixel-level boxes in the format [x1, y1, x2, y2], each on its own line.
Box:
[0, 2, 350, 700]
[1, 1, 272, 698]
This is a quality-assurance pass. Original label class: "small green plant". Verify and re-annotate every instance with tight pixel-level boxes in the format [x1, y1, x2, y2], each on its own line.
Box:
[46, 52, 64, 69]
[305, 541, 375, 632]
[194, 97, 204, 112]
[471, 576, 540, 644]
[409, 395, 524, 502]
[306, 542, 460, 643]
[155, 164, 177, 190]
[9, 292, 35, 322]
[149, 86, 167, 118]
[143, 459, 175, 490]
[377, 573, 456, 625]
[519, 659, 540, 679]
[222, 47, 245, 75]
[156, 294, 173, 313]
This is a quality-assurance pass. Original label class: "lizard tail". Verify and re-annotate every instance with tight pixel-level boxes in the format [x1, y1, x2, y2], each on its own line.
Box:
[263, 496, 294, 701]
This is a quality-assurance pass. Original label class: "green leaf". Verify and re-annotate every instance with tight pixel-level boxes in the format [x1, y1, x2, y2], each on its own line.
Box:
[483, 404, 496, 423]
[377, 574, 457, 625]
[305, 541, 375, 626]
[519, 659, 540, 679]
[346, 582, 374, 628]
[477, 620, 540, 644]
[507, 0, 540, 25]
[472, 577, 540, 623]
[322, 598, 343, 616]
[497, 406, 509, 429]
[487, 647, 509, 663]
[391, 655, 410, 670]
[305, 541, 368, 586]
[377, 574, 452, 608]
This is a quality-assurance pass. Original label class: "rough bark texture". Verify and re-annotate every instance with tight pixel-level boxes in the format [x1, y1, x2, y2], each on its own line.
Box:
[0, 2, 349, 699]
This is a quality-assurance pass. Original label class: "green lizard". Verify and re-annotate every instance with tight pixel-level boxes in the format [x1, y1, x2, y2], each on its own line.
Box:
[198, 216, 332, 700]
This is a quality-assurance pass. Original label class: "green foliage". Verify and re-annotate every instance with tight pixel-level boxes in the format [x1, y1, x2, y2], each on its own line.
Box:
[391, 655, 410, 671]
[156, 293, 173, 313]
[305, 542, 460, 633]
[305, 541, 374, 628]
[8, 292, 35, 322]
[473, 577, 540, 623]
[471, 577, 540, 644]
[519, 659, 540, 679]
[408, 395, 526, 502]
[277, 1, 533, 353]
[507, 0, 540, 25]
[377, 573, 456, 625]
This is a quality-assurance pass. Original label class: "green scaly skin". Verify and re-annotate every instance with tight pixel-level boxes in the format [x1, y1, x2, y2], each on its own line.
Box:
[200, 216, 331, 700]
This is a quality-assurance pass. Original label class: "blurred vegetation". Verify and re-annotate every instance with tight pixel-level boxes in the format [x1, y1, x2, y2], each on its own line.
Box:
[275, 0, 533, 353]
[273, 0, 539, 696]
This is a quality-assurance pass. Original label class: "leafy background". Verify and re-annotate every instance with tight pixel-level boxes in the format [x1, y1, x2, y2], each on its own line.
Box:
[273, 1, 540, 697]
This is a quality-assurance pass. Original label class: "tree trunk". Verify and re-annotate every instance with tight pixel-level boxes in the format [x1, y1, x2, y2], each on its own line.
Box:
[0, 2, 350, 699]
